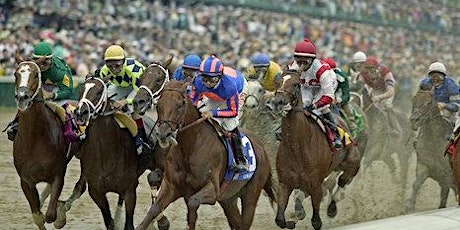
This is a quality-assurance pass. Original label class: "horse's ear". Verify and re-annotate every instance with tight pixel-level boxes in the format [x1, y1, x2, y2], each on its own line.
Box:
[15, 51, 24, 64]
[163, 53, 174, 69]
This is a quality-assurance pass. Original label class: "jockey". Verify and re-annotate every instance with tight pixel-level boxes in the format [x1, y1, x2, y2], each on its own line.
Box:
[6, 41, 74, 141]
[245, 52, 282, 93]
[98, 44, 147, 154]
[172, 54, 201, 83]
[360, 56, 400, 135]
[323, 57, 350, 111]
[347, 51, 367, 92]
[189, 55, 249, 171]
[419, 62, 460, 135]
[287, 38, 342, 148]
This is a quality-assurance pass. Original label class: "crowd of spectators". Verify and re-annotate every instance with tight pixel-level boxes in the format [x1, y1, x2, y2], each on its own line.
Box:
[1, 0, 459, 98]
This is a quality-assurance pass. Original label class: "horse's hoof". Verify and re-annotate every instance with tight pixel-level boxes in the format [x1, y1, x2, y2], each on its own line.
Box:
[54, 201, 67, 229]
[32, 212, 46, 230]
[327, 200, 337, 218]
[286, 220, 296, 229]
[312, 219, 322, 230]
[158, 216, 170, 230]
[294, 201, 306, 220]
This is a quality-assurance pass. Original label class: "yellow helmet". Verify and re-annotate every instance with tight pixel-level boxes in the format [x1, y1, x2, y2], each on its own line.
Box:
[104, 45, 125, 61]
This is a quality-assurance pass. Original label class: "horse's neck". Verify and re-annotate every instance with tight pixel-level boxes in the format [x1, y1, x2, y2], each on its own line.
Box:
[283, 110, 314, 133]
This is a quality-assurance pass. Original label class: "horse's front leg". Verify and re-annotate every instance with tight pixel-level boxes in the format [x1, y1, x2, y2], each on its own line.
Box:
[64, 173, 87, 211]
[186, 181, 219, 230]
[136, 180, 181, 230]
[275, 182, 295, 229]
[124, 184, 137, 230]
[45, 173, 65, 224]
[20, 179, 45, 230]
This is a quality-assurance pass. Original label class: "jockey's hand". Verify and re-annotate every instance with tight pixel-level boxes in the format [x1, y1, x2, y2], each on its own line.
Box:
[42, 90, 55, 100]
[304, 104, 316, 112]
[371, 95, 382, 102]
[437, 102, 446, 110]
[113, 99, 128, 110]
[201, 111, 213, 119]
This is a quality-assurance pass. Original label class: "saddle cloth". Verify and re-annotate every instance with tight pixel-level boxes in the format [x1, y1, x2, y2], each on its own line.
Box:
[307, 112, 353, 149]
[223, 132, 256, 181]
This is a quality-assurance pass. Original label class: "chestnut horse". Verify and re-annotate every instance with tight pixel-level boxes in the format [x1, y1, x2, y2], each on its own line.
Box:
[74, 75, 167, 230]
[266, 70, 361, 230]
[408, 89, 457, 212]
[12, 55, 81, 229]
[136, 80, 276, 230]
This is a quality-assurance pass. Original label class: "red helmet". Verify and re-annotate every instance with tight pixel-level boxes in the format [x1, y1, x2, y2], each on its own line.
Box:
[365, 56, 379, 66]
[294, 38, 316, 58]
[322, 58, 336, 69]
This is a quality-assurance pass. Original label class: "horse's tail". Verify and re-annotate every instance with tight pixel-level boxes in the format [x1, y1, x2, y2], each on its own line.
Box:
[263, 171, 277, 210]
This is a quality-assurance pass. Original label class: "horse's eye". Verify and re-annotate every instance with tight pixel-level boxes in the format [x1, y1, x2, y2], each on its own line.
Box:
[258, 88, 263, 93]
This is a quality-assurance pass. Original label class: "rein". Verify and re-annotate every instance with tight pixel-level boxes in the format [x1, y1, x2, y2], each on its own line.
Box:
[179, 117, 208, 132]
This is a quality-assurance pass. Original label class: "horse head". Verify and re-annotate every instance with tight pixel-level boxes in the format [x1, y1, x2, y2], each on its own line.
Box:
[266, 70, 301, 116]
[244, 79, 266, 110]
[134, 54, 174, 115]
[154, 80, 192, 148]
[75, 74, 108, 126]
[14, 53, 45, 111]
[410, 89, 438, 130]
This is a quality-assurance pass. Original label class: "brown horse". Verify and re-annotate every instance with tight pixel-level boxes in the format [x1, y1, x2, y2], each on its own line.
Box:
[12, 55, 81, 229]
[136, 80, 276, 230]
[266, 70, 361, 230]
[408, 89, 457, 212]
[74, 75, 167, 230]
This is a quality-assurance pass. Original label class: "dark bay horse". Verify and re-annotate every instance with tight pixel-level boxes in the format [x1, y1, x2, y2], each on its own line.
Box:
[12, 55, 80, 229]
[74, 75, 165, 230]
[357, 89, 413, 188]
[136, 80, 276, 230]
[266, 70, 361, 230]
[407, 89, 457, 212]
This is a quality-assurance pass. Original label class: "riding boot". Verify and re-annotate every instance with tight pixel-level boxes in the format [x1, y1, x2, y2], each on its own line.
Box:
[231, 128, 248, 172]
[385, 108, 401, 136]
[5, 113, 19, 142]
[134, 118, 151, 155]
[324, 112, 343, 148]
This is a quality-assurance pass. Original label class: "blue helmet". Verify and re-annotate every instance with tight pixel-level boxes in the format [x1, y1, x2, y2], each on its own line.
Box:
[251, 53, 270, 67]
[199, 55, 224, 77]
[183, 54, 201, 70]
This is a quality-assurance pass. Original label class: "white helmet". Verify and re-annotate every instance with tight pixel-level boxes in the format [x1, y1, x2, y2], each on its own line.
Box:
[428, 62, 446, 75]
[352, 51, 367, 63]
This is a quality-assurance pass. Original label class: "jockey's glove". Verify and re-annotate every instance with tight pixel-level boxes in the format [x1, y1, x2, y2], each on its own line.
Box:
[303, 104, 315, 112]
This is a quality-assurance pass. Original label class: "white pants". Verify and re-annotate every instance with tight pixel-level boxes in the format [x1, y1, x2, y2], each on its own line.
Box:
[301, 85, 334, 115]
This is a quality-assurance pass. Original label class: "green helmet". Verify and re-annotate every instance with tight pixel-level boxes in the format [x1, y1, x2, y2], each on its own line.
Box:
[33, 42, 53, 58]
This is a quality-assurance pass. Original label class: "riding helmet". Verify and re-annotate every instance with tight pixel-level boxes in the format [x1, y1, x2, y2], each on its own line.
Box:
[183, 54, 201, 70]
[199, 55, 224, 77]
[104, 45, 125, 61]
[294, 38, 316, 58]
[33, 42, 53, 58]
[251, 53, 270, 67]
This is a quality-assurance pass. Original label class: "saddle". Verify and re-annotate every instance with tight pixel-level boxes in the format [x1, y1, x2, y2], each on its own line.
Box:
[45, 101, 85, 142]
[206, 119, 256, 178]
[305, 111, 353, 151]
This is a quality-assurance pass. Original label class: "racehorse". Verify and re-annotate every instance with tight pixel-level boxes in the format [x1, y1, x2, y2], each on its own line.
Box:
[12, 54, 80, 229]
[266, 70, 361, 230]
[407, 89, 457, 212]
[358, 89, 413, 188]
[241, 79, 280, 160]
[136, 80, 276, 230]
[74, 75, 165, 230]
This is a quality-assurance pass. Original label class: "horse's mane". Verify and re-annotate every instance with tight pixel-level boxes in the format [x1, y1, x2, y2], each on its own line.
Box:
[164, 80, 188, 94]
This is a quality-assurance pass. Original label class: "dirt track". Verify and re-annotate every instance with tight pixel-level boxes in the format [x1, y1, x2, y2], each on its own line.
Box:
[0, 109, 457, 230]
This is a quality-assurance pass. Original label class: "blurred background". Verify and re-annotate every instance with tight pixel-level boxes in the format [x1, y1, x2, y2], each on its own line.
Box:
[0, 0, 459, 107]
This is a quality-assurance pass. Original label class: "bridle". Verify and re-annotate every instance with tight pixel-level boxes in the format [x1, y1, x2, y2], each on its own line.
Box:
[16, 61, 43, 104]
[138, 63, 170, 105]
[77, 77, 108, 122]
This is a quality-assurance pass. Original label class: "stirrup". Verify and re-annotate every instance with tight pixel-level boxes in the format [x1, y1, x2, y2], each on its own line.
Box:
[333, 139, 342, 148]
[232, 163, 249, 172]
